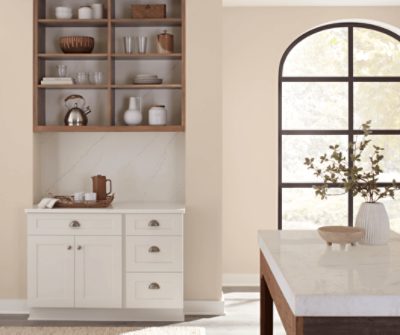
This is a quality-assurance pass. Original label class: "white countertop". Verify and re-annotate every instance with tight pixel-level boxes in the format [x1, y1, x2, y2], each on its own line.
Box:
[25, 202, 185, 214]
[258, 230, 400, 317]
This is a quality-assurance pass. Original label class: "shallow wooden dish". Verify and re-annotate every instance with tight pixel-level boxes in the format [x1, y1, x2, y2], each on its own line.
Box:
[318, 226, 365, 246]
[53, 194, 114, 208]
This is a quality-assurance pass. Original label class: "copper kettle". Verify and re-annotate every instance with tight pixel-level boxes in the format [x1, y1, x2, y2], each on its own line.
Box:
[91, 175, 112, 200]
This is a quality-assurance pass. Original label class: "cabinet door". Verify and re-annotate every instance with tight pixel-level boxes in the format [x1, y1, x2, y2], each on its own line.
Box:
[28, 236, 75, 308]
[75, 236, 122, 308]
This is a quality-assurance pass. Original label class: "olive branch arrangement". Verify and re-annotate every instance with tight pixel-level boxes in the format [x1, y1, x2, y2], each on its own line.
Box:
[304, 121, 400, 203]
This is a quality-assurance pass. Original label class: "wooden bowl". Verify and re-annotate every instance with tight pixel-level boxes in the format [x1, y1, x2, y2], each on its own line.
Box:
[318, 226, 365, 246]
[60, 36, 95, 53]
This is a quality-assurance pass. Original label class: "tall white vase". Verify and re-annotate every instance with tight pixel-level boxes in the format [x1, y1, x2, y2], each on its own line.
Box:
[355, 202, 390, 245]
[124, 97, 142, 125]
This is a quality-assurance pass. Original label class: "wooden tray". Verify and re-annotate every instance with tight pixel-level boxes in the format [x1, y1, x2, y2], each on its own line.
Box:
[53, 194, 114, 208]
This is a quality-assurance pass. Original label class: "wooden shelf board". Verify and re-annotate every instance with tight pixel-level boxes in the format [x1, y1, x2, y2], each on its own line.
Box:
[113, 53, 182, 60]
[38, 53, 108, 60]
[38, 85, 108, 89]
[34, 125, 185, 133]
[38, 19, 108, 27]
[112, 84, 182, 89]
[112, 18, 182, 27]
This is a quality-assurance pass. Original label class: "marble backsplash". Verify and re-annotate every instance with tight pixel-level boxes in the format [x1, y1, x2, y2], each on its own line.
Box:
[35, 132, 185, 203]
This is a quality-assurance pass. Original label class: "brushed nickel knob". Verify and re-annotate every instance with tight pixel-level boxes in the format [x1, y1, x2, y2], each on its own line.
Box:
[148, 282, 160, 290]
[148, 220, 160, 227]
[70, 220, 81, 228]
[67, 245, 72, 250]
[77, 245, 82, 250]
[148, 246, 160, 253]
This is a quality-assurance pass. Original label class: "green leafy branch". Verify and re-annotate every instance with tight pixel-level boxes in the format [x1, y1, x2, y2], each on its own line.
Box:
[304, 121, 400, 203]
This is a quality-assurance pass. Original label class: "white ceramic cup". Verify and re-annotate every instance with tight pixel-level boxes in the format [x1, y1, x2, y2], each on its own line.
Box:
[84, 192, 97, 201]
[78, 6, 93, 19]
[91, 3, 103, 19]
[74, 192, 85, 202]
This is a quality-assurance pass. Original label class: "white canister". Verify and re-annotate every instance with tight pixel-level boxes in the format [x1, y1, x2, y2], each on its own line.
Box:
[78, 6, 93, 19]
[149, 105, 167, 125]
[91, 3, 103, 19]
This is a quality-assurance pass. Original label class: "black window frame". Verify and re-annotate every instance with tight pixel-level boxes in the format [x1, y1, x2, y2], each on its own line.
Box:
[278, 22, 400, 230]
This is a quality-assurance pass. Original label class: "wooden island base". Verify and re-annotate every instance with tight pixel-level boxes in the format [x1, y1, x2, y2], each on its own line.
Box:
[260, 252, 400, 335]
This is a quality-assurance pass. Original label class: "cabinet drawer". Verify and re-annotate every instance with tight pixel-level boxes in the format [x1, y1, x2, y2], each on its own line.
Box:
[126, 214, 183, 236]
[126, 273, 183, 309]
[27, 214, 122, 236]
[126, 236, 182, 272]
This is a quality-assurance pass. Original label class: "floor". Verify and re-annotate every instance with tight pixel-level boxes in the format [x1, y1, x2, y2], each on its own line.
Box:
[0, 288, 285, 335]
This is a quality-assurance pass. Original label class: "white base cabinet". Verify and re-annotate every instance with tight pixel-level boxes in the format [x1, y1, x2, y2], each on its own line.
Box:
[26, 205, 184, 321]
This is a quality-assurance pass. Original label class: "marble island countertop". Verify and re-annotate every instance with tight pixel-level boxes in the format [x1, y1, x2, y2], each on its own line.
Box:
[258, 230, 400, 317]
[25, 202, 185, 214]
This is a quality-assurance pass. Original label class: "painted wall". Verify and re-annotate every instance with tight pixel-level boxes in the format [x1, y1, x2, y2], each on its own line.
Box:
[222, 7, 400, 278]
[0, 0, 222, 304]
[0, 0, 33, 299]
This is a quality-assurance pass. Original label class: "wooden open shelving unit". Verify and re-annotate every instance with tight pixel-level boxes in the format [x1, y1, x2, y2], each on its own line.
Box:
[34, 0, 185, 132]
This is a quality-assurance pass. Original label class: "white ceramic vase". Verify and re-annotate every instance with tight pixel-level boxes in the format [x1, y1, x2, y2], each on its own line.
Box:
[355, 202, 390, 245]
[124, 97, 142, 125]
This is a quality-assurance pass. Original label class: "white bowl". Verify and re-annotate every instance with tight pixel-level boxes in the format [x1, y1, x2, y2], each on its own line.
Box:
[55, 12, 73, 19]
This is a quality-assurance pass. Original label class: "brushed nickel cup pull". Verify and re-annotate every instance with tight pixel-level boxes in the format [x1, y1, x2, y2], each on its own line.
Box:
[148, 282, 160, 290]
[67, 245, 72, 250]
[148, 220, 160, 227]
[148, 246, 160, 253]
[70, 220, 81, 228]
[77, 245, 82, 250]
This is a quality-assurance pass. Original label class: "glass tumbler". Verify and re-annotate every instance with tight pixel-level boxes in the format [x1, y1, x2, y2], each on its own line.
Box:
[57, 64, 67, 77]
[75, 72, 89, 84]
[90, 72, 103, 84]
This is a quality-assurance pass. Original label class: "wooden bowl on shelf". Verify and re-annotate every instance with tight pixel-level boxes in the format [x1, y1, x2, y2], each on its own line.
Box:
[59, 36, 95, 53]
[318, 226, 365, 246]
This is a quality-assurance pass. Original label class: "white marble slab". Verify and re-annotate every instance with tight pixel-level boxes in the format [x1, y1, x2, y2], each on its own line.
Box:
[25, 202, 185, 214]
[258, 230, 400, 317]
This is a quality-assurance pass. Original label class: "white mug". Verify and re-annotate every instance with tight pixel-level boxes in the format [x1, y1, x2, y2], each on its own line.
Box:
[91, 3, 103, 19]
[78, 6, 93, 19]
[84, 192, 97, 201]
[74, 192, 85, 202]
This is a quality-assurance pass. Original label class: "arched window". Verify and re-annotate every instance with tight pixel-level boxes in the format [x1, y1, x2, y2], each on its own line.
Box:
[279, 22, 400, 231]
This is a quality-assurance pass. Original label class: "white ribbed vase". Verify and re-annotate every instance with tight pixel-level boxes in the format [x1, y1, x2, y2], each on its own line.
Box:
[355, 202, 390, 245]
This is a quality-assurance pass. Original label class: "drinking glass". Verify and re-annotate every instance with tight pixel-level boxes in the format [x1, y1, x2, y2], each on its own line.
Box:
[57, 64, 67, 77]
[137, 36, 148, 54]
[124, 36, 133, 54]
[90, 72, 103, 84]
[75, 72, 89, 84]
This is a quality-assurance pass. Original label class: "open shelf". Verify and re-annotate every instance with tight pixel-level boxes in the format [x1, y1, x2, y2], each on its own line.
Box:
[34, 125, 185, 132]
[112, 84, 182, 89]
[34, 0, 186, 133]
[38, 19, 108, 27]
[111, 18, 182, 27]
[38, 85, 108, 89]
[113, 53, 182, 60]
[38, 53, 108, 60]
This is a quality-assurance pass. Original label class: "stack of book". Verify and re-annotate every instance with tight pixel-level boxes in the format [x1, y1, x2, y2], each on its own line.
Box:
[41, 77, 74, 85]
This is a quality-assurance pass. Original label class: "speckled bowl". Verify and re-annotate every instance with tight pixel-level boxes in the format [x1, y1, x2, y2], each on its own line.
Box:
[318, 226, 365, 246]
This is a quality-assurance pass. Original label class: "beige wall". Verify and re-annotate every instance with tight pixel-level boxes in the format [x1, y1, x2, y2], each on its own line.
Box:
[0, 0, 222, 302]
[222, 7, 400, 276]
[185, 0, 223, 300]
[0, 0, 33, 299]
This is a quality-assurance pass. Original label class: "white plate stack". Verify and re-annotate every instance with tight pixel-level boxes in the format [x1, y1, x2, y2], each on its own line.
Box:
[134, 74, 163, 85]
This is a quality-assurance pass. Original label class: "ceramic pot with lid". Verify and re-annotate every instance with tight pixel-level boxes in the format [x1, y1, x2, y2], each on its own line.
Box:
[156, 30, 174, 54]
[64, 95, 91, 126]
[149, 105, 167, 125]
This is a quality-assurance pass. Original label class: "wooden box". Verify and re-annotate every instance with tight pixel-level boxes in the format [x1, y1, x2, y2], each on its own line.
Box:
[131, 4, 166, 19]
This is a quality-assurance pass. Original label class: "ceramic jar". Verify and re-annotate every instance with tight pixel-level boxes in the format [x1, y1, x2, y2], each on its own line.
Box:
[91, 3, 103, 19]
[78, 6, 93, 19]
[149, 105, 167, 125]
[124, 97, 142, 125]
[355, 202, 390, 245]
